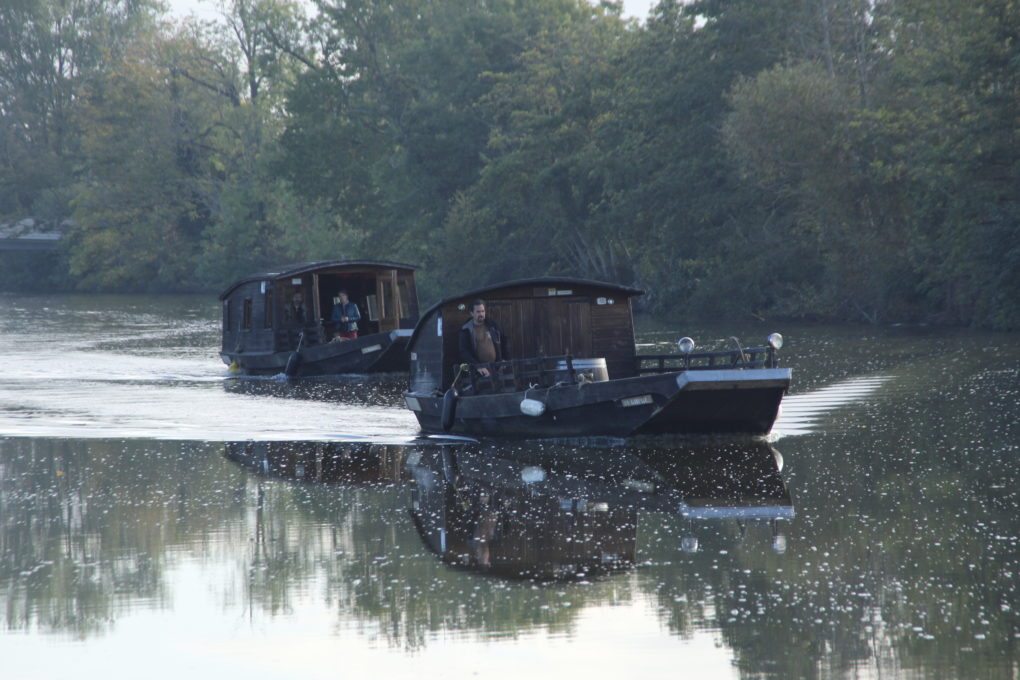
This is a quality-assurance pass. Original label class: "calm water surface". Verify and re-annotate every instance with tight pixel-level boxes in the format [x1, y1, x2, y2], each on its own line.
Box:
[0, 294, 1017, 679]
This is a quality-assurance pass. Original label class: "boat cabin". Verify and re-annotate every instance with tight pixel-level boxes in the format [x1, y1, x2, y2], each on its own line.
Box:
[220, 260, 419, 355]
[407, 278, 643, 395]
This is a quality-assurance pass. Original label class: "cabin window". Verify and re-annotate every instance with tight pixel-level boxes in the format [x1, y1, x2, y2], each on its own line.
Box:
[378, 284, 389, 320]
[398, 281, 412, 317]
[365, 294, 379, 321]
[242, 297, 253, 330]
[263, 290, 273, 328]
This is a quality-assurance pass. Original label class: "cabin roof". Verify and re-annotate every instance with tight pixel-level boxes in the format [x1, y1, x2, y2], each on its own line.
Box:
[408, 276, 644, 348]
[218, 259, 417, 300]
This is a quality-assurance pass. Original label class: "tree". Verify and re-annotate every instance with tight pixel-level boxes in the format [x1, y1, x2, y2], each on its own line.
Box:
[69, 30, 221, 289]
[0, 0, 156, 222]
[589, 0, 810, 315]
[722, 62, 904, 323]
[871, 0, 1020, 328]
[278, 0, 606, 298]
[440, 6, 634, 289]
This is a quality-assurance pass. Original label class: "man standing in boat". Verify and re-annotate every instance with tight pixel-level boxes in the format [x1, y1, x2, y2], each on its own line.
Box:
[459, 299, 508, 377]
[288, 291, 306, 323]
[331, 290, 361, 340]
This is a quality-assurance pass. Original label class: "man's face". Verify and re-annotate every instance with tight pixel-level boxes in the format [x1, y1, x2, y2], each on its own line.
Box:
[339, 293, 349, 304]
[293, 293, 302, 306]
[471, 304, 486, 324]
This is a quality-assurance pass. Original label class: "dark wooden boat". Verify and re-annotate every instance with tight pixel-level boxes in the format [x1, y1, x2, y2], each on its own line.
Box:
[219, 260, 419, 377]
[403, 278, 791, 438]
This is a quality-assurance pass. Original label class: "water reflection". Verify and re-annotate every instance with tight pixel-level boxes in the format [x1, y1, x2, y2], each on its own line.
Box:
[3, 425, 1019, 676]
[404, 441, 793, 581]
[407, 446, 642, 580]
[223, 437, 798, 649]
[0, 437, 243, 638]
[1, 436, 796, 637]
[225, 439, 412, 486]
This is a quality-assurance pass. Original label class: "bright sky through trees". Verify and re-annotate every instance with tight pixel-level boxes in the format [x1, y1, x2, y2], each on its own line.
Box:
[165, 0, 656, 21]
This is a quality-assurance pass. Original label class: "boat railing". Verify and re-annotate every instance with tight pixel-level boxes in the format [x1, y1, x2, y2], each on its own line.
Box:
[456, 355, 601, 395]
[636, 345, 777, 374]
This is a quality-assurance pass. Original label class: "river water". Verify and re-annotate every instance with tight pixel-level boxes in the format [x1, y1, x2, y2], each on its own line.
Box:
[0, 293, 1016, 679]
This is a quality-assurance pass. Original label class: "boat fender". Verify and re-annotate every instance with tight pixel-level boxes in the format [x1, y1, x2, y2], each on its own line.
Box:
[228, 360, 240, 373]
[284, 350, 302, 377]
[520, 398, 546, 417]
[441, 388, 458, 431]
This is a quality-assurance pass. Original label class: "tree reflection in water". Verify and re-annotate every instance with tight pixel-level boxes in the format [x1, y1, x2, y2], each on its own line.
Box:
[1, 437, 792, 647]
[0, 438, 247, 638]
[5, 431, 1017, 677]
[223, 438, 792, 650]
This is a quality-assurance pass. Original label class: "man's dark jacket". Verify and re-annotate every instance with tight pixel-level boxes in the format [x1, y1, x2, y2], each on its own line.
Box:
[458, 319, 509, 364]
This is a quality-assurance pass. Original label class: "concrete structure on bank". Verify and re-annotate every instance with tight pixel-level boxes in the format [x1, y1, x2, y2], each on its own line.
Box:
[0, 219, 65, 251]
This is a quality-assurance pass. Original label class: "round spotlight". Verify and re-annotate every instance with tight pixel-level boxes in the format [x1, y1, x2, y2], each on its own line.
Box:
[677, 336, 696, 354]
[767, 332, 784, 350]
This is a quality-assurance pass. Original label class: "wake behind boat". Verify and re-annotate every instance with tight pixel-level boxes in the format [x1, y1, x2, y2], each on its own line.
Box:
[403, 278, 791, 438]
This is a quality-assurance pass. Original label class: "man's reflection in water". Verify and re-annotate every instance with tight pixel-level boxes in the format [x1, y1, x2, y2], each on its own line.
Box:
[471, 491, 500, 567]
[407, 447, 643, 580]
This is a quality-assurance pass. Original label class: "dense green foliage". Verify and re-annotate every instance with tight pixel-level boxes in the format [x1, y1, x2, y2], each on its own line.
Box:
[1, 0, 1017, 327]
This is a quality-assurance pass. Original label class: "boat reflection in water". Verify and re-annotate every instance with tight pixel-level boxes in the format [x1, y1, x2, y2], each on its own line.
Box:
[224, 439, 412, 486]
[407, 446, 643, 580]
[406, 441, 794, 580]
[224, 438, 794, 581]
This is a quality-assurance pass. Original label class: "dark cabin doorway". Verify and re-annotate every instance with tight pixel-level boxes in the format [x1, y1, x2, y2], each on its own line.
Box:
[317, 273, 380, 336]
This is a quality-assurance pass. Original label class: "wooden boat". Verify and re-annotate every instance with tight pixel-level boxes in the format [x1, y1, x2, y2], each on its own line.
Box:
[219, 260, 419, 377]
[403, 278, 791, 438]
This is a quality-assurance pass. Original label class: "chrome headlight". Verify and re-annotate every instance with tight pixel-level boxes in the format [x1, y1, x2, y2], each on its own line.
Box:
[767, 332, 783, 350]
[677, 336, 696, 354]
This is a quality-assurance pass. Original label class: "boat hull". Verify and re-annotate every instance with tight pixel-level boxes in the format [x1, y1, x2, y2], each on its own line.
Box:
[406, 368, 791, 438]
[221, 330, 411, 377]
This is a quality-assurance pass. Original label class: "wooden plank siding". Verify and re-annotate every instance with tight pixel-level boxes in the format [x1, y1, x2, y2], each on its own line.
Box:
[591, 300, 636, 378]
[422, 284, 637, 390]
[222, 281, 277, 354]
